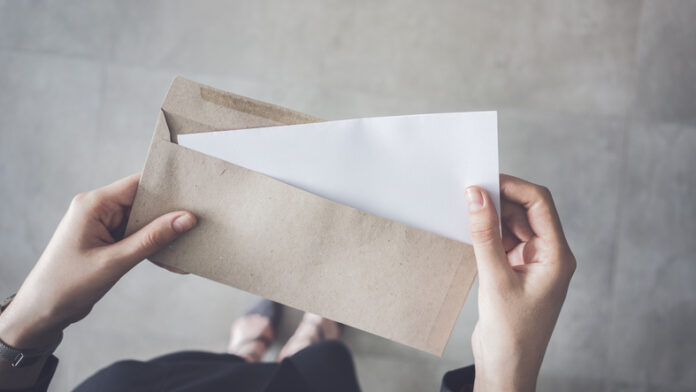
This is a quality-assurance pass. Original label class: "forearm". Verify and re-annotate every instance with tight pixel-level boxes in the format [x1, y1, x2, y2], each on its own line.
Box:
[0, 174, 196, 391]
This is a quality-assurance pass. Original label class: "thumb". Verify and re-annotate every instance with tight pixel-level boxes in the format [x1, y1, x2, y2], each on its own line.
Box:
[110, 211, 197, 268]
[465, 186, 509, 281]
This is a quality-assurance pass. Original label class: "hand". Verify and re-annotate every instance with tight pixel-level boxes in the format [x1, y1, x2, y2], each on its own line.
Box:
[465, 175, 576, 392]
[0, 174, 197, 351]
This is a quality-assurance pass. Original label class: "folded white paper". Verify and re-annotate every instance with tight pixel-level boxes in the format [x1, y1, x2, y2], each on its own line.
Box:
[178, 112, 499, 244]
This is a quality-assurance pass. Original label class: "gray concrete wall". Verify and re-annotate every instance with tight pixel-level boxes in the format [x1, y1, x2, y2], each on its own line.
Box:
[1, 1, 694, 390]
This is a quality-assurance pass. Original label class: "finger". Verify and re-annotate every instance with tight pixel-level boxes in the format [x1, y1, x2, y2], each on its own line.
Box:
[501, 199, 535, 242]
[465, 186, 510, 281]
[94, 173, 142, 207]
[506, 242, 527, 267]
[108, 211, 197, 268]
[499, 174, 566, 243]
[151, 261, 190, 275]
[501, 223, 520, 252]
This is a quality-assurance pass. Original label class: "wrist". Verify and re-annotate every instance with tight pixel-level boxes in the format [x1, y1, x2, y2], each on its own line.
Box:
[473, 366, 537, 392]
[0, 312, 59, 388]
[0, 303, 63, 351]
[473, 346, 540, 392]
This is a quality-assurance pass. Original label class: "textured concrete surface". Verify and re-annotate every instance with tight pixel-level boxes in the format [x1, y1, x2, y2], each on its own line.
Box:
[1, 1, 695, 391]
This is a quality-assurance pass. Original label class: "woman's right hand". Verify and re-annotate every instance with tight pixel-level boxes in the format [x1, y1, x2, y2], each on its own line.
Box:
[465, 174, 576, 392]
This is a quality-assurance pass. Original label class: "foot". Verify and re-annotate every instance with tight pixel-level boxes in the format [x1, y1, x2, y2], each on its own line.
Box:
[227, 299, 282, 362]
[277, 313, 341, 361]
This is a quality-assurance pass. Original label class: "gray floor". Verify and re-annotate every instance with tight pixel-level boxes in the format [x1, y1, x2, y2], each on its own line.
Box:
[1, 1, 695, 391]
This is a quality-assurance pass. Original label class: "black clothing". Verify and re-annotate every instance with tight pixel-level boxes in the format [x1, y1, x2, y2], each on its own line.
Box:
[75, 340, 360, 392]
[2, 341, 475, 392]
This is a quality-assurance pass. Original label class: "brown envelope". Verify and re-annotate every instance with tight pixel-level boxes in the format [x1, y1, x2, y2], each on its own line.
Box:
[125, 76, 477, 355]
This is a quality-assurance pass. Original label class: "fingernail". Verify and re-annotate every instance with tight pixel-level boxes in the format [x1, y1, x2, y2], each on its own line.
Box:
[172, 213, 196, 233]
[465, 187, 484, 212]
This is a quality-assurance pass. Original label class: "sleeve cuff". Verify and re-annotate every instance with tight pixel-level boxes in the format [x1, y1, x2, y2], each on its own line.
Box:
[440, 364, 475, 392]
[0, 356, 58, 392]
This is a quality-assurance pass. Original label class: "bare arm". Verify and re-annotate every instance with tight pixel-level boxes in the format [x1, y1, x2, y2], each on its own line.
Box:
[465, 174, 576, 392]
[0, 174, 197, 389]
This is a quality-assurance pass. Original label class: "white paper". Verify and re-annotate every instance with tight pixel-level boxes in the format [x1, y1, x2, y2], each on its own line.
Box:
[178, 112, 499, 244]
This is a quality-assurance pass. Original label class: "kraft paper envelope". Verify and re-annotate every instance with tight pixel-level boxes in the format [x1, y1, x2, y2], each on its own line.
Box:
[126, 76, 481, 355]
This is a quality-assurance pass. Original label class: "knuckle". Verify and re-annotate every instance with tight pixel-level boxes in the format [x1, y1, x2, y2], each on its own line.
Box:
[142, 230, 165, 250]
[532, 185, 559, 216]
[534, 185, 553, 201]
[566, 251, 577, 276]
[470, 224, 499, 245]
[70, 192, 89, 207]
[78, 191, 105, 212]
[554, 249, 577, 280]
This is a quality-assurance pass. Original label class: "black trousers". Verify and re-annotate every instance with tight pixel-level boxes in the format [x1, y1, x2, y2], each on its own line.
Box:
[74, 340, 361, 392]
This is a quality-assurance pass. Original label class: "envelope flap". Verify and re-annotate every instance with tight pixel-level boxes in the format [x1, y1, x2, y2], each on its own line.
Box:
[161, 77, 318, 141]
